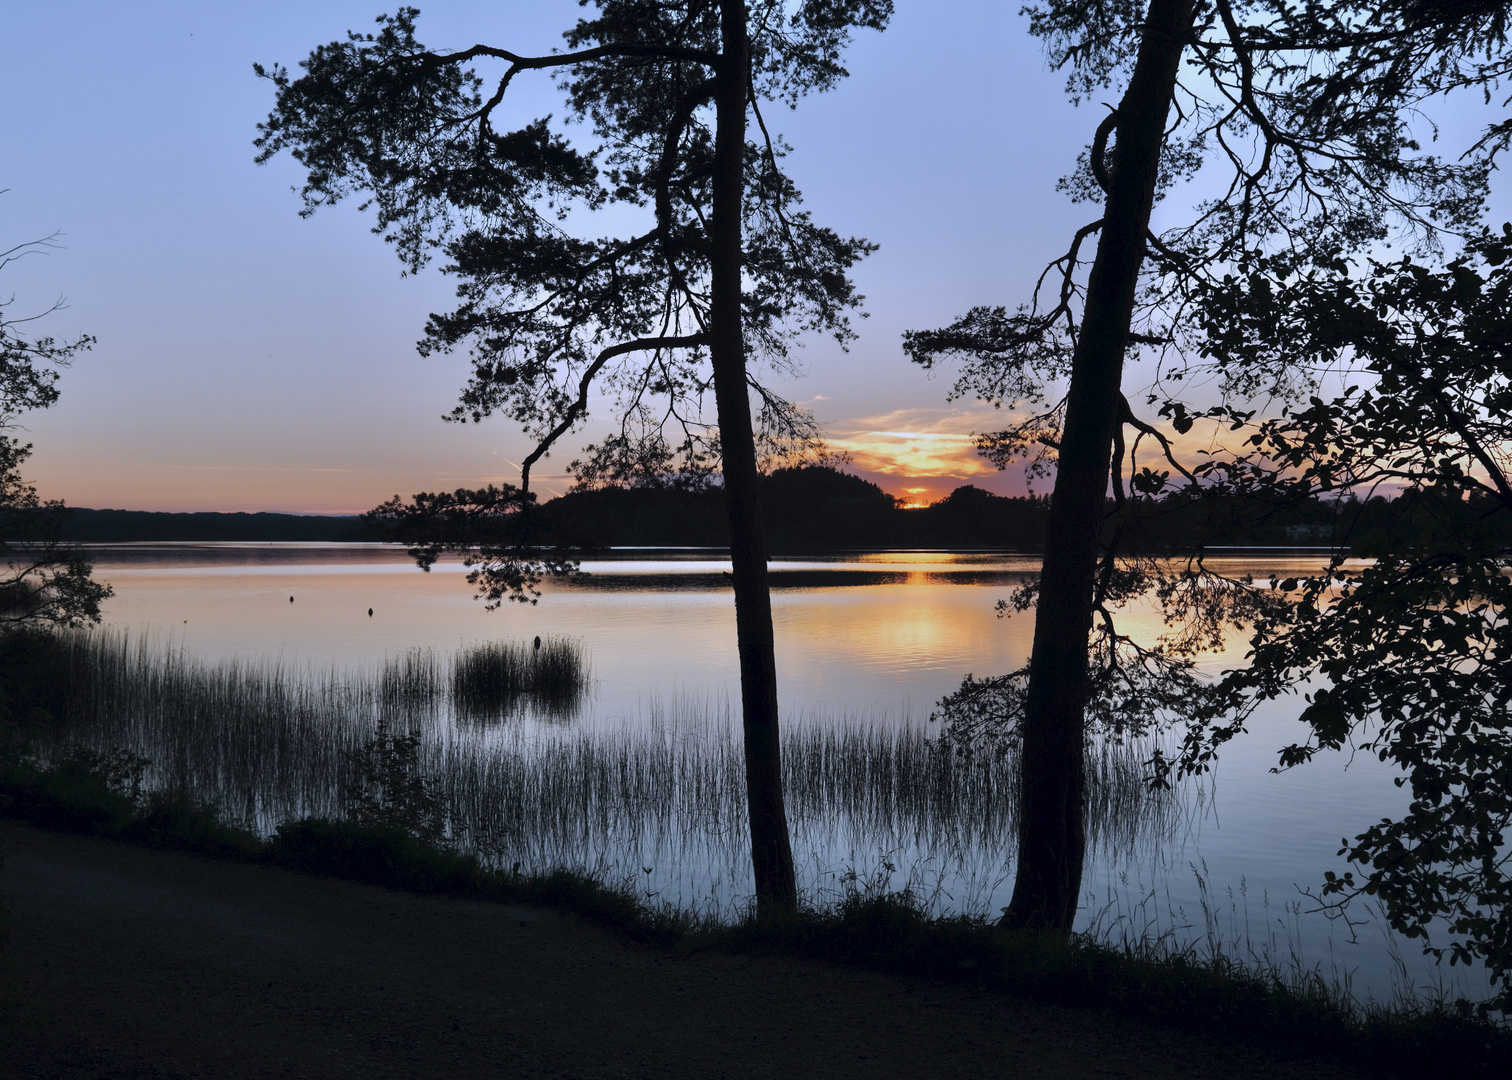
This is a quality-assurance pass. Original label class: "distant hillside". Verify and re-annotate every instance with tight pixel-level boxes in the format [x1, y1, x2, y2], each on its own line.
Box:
[535, 467, 1051, 549]
[57, 509, 383, 543]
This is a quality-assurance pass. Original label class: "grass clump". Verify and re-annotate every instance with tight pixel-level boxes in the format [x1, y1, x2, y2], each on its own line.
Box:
[121, 789, 265, 859]
[0, 745, 146, 835]
[0, 740, 261, 860]
[451, 635, 588, 719]
[270, 817, 481, 893]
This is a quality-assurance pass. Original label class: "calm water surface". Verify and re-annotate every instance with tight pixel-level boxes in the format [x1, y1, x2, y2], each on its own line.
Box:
[85, 543, 1486, 1003]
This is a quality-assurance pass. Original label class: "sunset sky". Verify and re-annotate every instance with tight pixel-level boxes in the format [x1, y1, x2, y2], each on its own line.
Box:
[4, 2, 1505, 514]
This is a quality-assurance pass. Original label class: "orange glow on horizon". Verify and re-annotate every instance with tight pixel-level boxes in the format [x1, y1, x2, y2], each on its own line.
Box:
[823, 409, 1020, 505]
[826, 407, 1224, 506]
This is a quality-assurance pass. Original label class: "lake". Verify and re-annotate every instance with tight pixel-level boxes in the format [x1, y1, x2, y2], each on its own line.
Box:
[78, 542, 1489, 1004]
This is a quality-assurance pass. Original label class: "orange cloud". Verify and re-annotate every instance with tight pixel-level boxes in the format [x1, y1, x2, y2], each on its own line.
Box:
[832, 430, 996, 478]
[827, 407, 1007, 480]
[823, 404, 1311, 506]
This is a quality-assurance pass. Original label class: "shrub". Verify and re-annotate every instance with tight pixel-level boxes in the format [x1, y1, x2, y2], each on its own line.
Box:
[270, 817, 479, 893]
[0, 629, 71, 737]
[0, 745, 145, 833]
[339, 719, 448, 844]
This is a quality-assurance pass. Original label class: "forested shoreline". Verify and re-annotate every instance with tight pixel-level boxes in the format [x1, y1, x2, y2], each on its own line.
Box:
[43, 465, 1507, 552]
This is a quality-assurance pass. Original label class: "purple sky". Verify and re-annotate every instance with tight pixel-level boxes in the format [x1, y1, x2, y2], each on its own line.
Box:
[4, 2, 1505, 513]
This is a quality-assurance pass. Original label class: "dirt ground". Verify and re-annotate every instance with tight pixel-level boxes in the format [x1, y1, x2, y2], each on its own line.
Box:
[0, 823, 1358, 1079]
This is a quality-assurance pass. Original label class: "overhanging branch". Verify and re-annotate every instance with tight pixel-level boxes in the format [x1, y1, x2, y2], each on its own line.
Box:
[519, 333, 709, 490]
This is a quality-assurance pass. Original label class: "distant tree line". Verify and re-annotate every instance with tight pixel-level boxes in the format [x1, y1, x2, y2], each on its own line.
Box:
[50, 509, 384, 544]
[534, 467, 1048, 549]
[31, 468, 1049, 548]
[1120, 486, 1512, 553]
[33, 467, 1508, 554]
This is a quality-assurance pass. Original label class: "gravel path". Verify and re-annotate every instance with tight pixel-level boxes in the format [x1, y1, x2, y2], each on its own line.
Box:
[0, 823, 1355, 1079]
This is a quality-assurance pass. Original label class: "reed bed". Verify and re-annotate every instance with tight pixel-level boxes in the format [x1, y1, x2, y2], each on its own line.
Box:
[32, 629, 1180, 908]
[452, 635, 588, 720]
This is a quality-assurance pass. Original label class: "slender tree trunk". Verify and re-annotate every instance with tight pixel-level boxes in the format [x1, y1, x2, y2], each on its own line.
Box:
[709, 0, 798, 919]
[1001, 0, 1194, 934]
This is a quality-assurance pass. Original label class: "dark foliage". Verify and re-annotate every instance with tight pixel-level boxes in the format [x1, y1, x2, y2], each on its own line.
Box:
[41, 508, 384, 543]
[0, 629, 72, 736]
[451, 635, 589, 719]
[906, 0, 1512, 726]
[252, 3, 884, 491]
[44, 474, 1482, 551]
[338, 718, 450, 844]
[1164, 226, 1512, 1009]
[1, 232, 109, 634]
[365, 484, 576, 607]
[272, 817, 478, 890]
[533, 465, 1052, 549]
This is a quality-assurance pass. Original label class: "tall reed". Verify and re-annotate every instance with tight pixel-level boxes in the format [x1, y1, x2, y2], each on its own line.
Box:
[31, 629, 1180, 907]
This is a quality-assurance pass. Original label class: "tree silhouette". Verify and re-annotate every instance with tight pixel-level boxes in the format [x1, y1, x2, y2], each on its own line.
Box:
[0, 230, 110, 636]
[1167, 226, 1512, 1008]
[255, 2, 889, 916]
[908, 1, 1511, 934]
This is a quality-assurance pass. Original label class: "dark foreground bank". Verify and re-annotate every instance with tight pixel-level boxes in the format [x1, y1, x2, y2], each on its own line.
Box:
[2, 822, 1355, 1080]
[0, 753, 1508, 1080]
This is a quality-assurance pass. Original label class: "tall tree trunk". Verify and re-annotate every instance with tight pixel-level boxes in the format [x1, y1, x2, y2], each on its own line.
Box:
[1001, 0, 1194, 934]
[709, 0, 798, 919]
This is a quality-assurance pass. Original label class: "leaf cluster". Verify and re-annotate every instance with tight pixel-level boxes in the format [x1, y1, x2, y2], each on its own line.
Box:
[912, 0, 1512, 441]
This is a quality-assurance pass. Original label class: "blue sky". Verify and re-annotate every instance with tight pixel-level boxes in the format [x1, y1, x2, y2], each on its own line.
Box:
[4, 2, 1505, 513]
